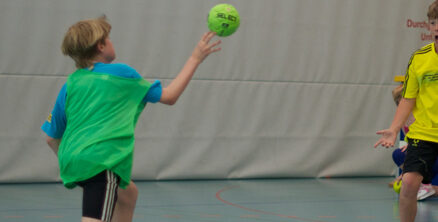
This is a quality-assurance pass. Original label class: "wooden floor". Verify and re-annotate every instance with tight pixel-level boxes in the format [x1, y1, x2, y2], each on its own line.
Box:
[1, 177, 438, 222]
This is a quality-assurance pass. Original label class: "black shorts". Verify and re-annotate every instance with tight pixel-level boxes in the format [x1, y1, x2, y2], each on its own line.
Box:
[76, 171, 120, 221]
[403, 138, 438, 184]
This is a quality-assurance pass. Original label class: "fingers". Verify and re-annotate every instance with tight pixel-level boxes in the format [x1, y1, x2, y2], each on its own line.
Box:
[374, 138, 385, 148]
[374, 139, 394, 148]
[209, 39, 221, 48]
[374, 131, 385, 147]
[378, 142, 394, 148]
[207, 40, 222, 53]
[201, 32, 209, 42]
[194, 31, 221, 62]
[199, 32, 221, 50]
[210, 47, 222, 54]
[374, 128, 396, 148]
[373, 141, 381, 148]
[203, 31, 217, 43]
[383, 142, 394, 148]
[376, 130, 386, 135]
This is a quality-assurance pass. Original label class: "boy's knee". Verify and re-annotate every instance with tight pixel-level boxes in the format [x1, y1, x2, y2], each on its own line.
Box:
[401, 173, 423, 197]
[118, 182, 138, 206]
[127, 183, 138, 199]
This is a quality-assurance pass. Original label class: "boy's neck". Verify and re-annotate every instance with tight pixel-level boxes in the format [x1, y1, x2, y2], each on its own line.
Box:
[92, 58, 107, 64]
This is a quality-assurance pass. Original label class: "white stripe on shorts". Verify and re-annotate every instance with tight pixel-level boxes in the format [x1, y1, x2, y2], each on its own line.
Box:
[101, 171, 117, 222]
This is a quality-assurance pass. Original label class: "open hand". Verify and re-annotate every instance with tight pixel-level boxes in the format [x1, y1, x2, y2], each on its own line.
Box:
[191, 31, 221, 63]
[374, 129, 397, 148]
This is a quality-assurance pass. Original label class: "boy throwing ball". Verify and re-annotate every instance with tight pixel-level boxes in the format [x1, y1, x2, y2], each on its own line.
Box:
[42, 16, 221, 222]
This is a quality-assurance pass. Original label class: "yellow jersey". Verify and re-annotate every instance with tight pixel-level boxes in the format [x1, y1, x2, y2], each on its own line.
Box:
[403, 42, 438, 142]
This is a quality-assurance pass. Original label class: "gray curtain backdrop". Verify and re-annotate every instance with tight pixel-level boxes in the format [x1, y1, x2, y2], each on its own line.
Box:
[0, 0, 431, 182]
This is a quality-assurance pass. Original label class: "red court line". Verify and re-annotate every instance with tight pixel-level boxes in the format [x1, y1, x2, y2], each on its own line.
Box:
[215, 185, 326, 222]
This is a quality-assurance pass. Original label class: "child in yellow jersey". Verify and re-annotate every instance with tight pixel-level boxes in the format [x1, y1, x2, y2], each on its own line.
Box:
[375, 1, 438, 221]
[390, 84, 438, 201]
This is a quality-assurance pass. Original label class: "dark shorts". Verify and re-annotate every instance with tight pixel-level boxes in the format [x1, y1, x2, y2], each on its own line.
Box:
[76, 171, 120, 221]
[404, 138, 438, 184]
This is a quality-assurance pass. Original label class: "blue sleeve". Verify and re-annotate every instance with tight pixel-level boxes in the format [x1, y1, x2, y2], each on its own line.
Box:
[143, 80, 162, 103]
[41, 84, 67, 139]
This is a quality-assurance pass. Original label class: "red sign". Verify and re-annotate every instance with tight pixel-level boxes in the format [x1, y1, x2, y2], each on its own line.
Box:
[406, 19, 432, 41]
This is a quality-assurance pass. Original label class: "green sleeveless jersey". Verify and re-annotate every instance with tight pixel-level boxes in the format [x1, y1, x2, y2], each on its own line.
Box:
[59, 69, 151, 189]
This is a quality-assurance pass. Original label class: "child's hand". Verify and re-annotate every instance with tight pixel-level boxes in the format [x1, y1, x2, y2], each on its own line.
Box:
[400, 145, 408, 152]
[191, 31, 221, 63]
[374, 129, 397, 148]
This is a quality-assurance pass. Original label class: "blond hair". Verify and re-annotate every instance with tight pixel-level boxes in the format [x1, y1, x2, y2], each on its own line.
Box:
[428, 0, 438, 19]
[61, 16, 111, 68]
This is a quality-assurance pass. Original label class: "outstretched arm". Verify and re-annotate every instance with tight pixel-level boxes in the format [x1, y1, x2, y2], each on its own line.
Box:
[374, 98, 415, 148]
[46, 136, 61, 156]
[160, 31, 221, 105]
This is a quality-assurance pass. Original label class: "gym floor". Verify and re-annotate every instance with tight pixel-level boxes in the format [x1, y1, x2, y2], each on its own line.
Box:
[1, 177, 438, 222]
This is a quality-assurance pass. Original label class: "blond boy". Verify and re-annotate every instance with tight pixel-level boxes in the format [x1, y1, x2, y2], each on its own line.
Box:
[375, 1, 438, 221]
[42, 16, 221, 222]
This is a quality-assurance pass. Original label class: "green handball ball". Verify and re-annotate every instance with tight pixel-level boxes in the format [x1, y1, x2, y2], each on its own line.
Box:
[393, 180, 402, 194]
[207, 4, 240, 37]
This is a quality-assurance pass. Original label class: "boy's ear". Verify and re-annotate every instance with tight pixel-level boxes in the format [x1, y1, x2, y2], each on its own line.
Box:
[96, 41, 105, 52]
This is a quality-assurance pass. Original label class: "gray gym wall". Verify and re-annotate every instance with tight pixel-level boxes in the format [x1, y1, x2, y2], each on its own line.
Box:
[0, 0, 430, 182]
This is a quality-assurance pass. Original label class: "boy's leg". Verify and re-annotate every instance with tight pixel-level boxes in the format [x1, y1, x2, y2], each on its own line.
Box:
[111, 181, 138, 222]
[400, 138, 437, 221]
[77, 171, 120, 222]
[399, 172, 422, 222]
[82, 217, 104, 222]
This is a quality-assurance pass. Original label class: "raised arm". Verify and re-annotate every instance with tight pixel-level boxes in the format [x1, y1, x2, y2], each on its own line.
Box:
[160, 31, 221, 105]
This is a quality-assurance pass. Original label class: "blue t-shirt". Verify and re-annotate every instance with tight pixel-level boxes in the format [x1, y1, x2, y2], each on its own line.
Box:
[42, 63, 162, 138]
